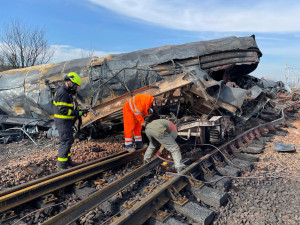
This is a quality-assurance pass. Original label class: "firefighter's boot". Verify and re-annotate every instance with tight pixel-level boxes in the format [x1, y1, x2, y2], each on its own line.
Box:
[125, 144, 136, 153]
[135, 141, 148, 149]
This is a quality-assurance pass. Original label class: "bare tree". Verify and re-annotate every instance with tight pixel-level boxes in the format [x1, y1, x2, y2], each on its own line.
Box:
[81, 48, 94, 58]
[0, 20, 55, 69]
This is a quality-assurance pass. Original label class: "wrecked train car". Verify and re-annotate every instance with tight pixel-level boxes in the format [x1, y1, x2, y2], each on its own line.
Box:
[0, 35, 261, 118]
[0, 35, 287, 143]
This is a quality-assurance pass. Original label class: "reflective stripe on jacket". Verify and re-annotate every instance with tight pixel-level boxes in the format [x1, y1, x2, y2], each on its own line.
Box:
[127, 94, 154, 124]
[53, 84, 77, 120]
[129, 96, 144, 116]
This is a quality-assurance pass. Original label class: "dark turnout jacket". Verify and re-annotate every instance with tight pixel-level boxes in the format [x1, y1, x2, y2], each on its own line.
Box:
[53, 84, 79, 121]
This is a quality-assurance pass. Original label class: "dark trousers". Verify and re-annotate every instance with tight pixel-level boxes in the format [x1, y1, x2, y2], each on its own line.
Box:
[55, 119, 74, 170]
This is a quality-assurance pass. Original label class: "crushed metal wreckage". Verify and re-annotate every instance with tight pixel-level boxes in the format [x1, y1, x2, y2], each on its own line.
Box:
[0, 115, 53, 144]
[0, 35, 290, 144]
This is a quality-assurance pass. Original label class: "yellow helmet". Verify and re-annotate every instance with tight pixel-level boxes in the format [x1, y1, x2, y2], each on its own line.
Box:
[67, 72, 81, 86]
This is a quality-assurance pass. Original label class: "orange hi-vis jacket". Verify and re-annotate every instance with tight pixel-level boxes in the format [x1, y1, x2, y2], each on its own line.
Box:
[123, 94, 154, 146]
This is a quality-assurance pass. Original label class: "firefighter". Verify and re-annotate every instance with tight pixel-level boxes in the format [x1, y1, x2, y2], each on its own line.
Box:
[144, 119, 185, 173]
[53, 72, 88, 171]
[123, 94, 161, 152]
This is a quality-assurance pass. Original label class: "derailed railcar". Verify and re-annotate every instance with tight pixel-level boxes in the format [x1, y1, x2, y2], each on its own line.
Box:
[0, 35, 261, 118]
[0, 57, 160, 118]
[0, 35, 287, 144]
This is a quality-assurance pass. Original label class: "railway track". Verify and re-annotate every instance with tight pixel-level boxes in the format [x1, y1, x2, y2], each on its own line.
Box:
[0, 102, 299, 225]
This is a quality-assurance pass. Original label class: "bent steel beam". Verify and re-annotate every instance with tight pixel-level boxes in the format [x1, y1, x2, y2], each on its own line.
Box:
[81, 73, 195, 128]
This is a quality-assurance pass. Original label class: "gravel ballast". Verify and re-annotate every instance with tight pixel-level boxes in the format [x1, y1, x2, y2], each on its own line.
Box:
[215, 119, 300, 225]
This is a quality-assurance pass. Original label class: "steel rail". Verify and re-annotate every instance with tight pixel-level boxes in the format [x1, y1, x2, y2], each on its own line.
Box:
[0, 150, 144, 213]
[42, 102, 298, 224]
[111, 157, 208, 225]
[42, 157, 164, 225]
[2, 102, 298, 223]
[229, 102, 298, 146]
[41, 102, 299, 225]
[110, 102, 300, 224]
[0, 151, 126, 198]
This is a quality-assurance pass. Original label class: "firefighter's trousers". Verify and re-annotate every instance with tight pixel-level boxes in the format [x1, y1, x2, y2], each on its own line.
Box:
[123, 102, 142, 147]
[55, 119, 74, 170]
[144, 128, 185, 170]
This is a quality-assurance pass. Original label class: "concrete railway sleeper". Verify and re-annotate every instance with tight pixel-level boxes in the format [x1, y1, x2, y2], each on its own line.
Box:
[0, 102, 299, 225]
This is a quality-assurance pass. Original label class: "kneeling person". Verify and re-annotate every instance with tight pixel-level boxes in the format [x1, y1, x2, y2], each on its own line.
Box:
[144, 119, 185, 173]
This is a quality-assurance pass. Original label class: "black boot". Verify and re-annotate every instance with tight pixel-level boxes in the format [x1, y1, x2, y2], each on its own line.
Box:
[67, 157, 80, 167]
[135, 141, 148, 149]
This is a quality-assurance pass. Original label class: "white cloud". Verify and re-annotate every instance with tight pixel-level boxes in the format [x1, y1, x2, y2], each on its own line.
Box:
[50, 45, 116, 63]
[88, 0, 300, 32]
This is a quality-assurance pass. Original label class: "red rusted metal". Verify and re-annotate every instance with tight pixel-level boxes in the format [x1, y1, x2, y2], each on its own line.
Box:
[222, 148, 234, 159]
[242, 135, 251, 143]
[258, 127, 269, 134]
[267, 125, 276, 131]
[253, 129, 261, 137]
[81, 73, 194, 128]
[247, 132, 255, 140]
[283, 121, 289, 126]
[236, 139, 245, 148]
[274, 124, 282, 130]
[229, 144, 239, 152]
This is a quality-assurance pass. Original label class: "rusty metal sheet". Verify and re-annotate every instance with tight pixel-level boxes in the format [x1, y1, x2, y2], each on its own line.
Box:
[81, 73, 194, 128]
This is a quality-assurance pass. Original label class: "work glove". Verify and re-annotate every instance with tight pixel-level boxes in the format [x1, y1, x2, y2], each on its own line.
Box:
[78, 109, 89, 117]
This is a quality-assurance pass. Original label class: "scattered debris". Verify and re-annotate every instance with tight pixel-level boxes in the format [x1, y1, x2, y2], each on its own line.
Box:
[274, 143, 296, 152]
[24, 165, 44, 176]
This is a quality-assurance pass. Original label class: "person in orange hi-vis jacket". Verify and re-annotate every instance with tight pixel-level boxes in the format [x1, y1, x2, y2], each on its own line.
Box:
[123, 94, 162, 152]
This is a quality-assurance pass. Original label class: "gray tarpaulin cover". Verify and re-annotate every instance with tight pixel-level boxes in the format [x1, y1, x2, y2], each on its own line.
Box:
[0, 35, 262, 118]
